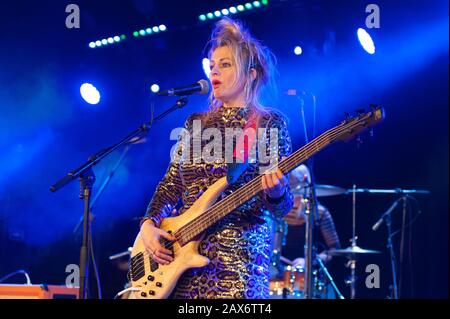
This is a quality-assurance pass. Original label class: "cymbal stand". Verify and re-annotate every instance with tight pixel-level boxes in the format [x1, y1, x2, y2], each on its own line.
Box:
[345, 184, 358, 299]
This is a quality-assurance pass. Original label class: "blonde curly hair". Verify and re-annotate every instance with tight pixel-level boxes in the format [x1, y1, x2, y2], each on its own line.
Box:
[205, 17, 278, 120]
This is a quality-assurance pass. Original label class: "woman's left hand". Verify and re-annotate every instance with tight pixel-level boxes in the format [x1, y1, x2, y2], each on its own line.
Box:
[262, 168, 288, 199]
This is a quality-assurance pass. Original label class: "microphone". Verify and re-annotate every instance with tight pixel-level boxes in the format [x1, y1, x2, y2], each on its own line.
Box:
[372, 199, 400, 231]
[157, 79, 210, 96]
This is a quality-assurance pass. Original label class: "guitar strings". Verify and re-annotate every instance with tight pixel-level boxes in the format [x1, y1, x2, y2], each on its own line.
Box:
[176, 112, 376, 242]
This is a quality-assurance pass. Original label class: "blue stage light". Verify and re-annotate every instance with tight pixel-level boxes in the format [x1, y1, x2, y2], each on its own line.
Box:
[202, 58, 211, 79]
[80, 83, 100, 105]
[150, 84, 160, 93]
[357, 28, 376, 54]
[294, 46, 303, 55]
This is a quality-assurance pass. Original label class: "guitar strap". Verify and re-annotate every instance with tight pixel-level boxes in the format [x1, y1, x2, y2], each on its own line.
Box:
[227, 113, 258, 185]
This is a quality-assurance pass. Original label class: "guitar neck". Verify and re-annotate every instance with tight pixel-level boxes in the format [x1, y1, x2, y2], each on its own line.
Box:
[177, 128, 335, 244]
[176, 105, 385, 244]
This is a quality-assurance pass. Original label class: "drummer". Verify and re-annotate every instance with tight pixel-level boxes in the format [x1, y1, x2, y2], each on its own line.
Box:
[273, 164, 341, 271]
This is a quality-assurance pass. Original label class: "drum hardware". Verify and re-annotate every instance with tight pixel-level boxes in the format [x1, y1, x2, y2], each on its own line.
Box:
[367, 188, 429, 299]
[315, 254, 345, 299]
[292, 184, 347, 197]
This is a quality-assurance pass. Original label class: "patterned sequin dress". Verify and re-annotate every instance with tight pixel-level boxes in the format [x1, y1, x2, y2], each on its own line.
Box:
[143, 105, 293, 299]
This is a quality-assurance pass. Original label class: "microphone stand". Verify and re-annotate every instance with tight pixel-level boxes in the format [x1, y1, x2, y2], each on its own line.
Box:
[369, 190, 429, 299]
[73, 145, 130, 235]
[385, 203, 399, 299]
[298, 93, 318, 299]
[50, 96, 189, 299]
[344, 185, 359, 299]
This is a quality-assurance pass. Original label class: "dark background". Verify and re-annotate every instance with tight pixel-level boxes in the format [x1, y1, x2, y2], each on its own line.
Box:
[0, 0, 447, 299]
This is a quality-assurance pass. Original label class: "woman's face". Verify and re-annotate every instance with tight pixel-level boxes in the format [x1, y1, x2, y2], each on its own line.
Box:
[209, 46, 245, 106]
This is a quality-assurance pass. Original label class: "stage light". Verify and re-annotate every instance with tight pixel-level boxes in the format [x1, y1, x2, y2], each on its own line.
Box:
[159, 25, 167, 31]
[198, 2, 269, 23]
[133, 31, 139, 37]
[80, 83, 100, 105]
[95, 40, 101, 47]
[357, 28, 375, 54]
[152, 26, 159, 33]
[294, 46, 303, 55]
[150, 84, 160, 93]
[139, 29, 146, 36]
[202, 58, 211, 79]
[113, 36, 120, 42]
[101, 39, 107, 45]
[107, 37, 114, 44]
[89, 42, 96, 48]
[146, 28, 152, 34]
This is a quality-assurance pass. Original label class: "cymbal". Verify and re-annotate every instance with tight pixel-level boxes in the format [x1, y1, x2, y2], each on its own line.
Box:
[346, 188, 431, 194]
[328, 245, 381, 257]
[292, 184, 347, 197]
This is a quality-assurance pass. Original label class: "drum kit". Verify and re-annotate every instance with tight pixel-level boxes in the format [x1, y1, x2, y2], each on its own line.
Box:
[267, 183, 430, 299]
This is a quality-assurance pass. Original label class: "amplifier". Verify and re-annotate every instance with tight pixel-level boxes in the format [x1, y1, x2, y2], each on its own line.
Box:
[0, 284, 79, 299]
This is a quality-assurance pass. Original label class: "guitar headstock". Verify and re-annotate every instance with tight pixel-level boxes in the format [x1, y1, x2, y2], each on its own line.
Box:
[332, 106, 385, 142]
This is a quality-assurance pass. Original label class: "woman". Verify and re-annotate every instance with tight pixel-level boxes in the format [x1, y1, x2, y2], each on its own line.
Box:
[139, 17, 293, 299]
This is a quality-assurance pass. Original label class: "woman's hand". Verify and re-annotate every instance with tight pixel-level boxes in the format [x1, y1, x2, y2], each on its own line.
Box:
[262, 168, 288, 199]
[140, 220, 176, 265]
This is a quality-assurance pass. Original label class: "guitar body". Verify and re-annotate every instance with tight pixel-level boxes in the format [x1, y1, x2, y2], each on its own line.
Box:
[128, 177, 229, 299]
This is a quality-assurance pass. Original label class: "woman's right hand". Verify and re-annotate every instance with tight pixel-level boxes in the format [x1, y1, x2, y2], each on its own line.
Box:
[140, 219, 176, 265]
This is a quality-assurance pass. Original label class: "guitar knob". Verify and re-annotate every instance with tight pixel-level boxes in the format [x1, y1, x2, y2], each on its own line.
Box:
[156, 282, 162, 288]
[149, 290, 155, 296]
[141, 292, 147, 297]
[147, 275, 154, 281]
